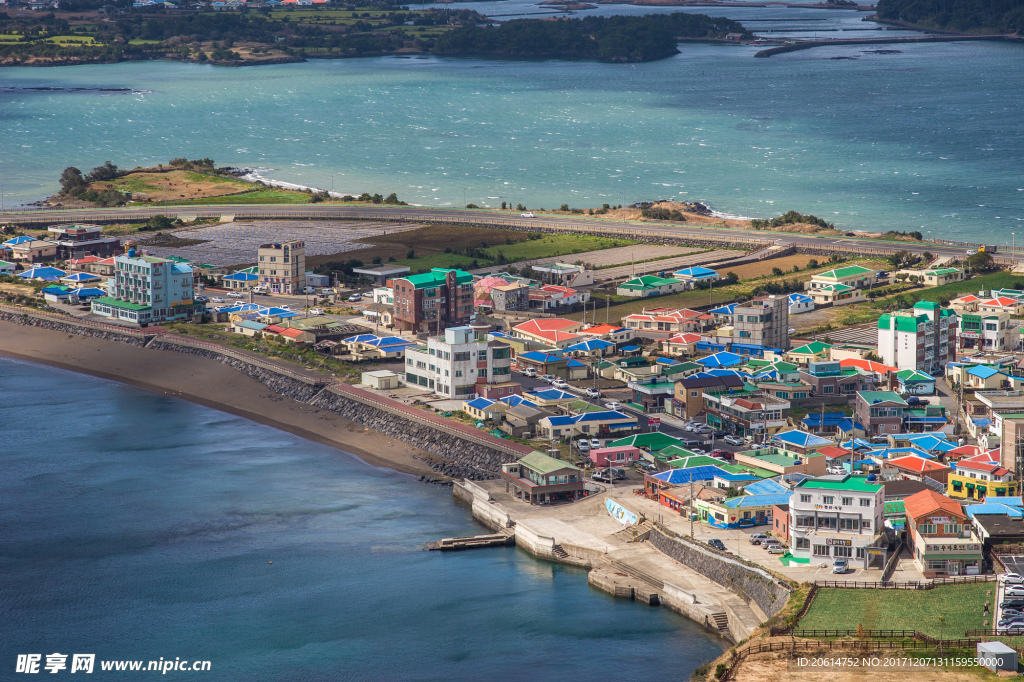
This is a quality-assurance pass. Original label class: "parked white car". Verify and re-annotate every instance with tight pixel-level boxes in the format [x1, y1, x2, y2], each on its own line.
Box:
[551, 380, 569, 390]
[590, 439, 601, 450]
[604, 401, 623, 411]
[308, 308, 324, 316]
[521, 212, 536, 218]
[211, 297, 225, 303]
[520, 368, 537, 378]
[227, 291, 244, 298]
[576, 439, 591, 452]
[585, 387, 601, 399]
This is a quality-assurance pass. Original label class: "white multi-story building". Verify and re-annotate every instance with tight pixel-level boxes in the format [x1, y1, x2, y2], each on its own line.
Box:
[788, 475, 887, 569]
[403, 325, 513, 399]
[91, 249, 201, 325]
[877, 300, 957, 372]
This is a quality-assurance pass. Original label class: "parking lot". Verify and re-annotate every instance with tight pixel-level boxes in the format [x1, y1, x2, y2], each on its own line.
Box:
[995, 568, 1024, 633]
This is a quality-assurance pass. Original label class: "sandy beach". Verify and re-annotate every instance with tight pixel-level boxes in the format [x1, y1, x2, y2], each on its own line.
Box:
[0, 321, 438, 478]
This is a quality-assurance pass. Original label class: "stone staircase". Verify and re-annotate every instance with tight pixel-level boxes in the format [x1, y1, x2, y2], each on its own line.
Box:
[551, 544, 570, 560]
[710, 611, 730, 633]
[614, 520, 654, 543]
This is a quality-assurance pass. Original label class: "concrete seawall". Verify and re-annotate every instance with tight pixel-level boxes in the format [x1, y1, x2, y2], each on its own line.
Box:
[454, 481, 768, 642]
[649, 526, 792, 619]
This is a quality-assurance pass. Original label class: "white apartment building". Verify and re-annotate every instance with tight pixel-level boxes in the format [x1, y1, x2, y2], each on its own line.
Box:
[403, 325, 513, 399]
[877, 300, 956, 372]
[788, 475, 887, 569]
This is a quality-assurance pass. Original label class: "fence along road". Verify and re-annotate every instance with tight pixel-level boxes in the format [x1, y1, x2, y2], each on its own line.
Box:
[2, 204, 1017, 264]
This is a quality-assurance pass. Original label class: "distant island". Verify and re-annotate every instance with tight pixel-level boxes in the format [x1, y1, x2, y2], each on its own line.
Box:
[0, 5, 750, 67]
[434, 14, 750, 62]
[875, 0, 1024, 32]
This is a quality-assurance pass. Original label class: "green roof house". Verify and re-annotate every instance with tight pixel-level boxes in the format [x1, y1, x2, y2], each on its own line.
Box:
[616, 275, 688, 299]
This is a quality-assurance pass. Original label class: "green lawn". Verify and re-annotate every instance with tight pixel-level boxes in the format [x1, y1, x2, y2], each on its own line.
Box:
[393, 234, 638, 274]
[799, 584, 992, 638]
[393, 253, 481, 273]
[155, 190, 312, 206]
[479, 234, 634, 263]
[885, 271, 1024, 305]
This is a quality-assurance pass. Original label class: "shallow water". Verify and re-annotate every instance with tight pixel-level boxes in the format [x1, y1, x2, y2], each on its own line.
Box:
[0, 357, 725, 680]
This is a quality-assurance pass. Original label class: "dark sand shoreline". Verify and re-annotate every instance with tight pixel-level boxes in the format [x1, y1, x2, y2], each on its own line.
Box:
[0, 322, 439, 478]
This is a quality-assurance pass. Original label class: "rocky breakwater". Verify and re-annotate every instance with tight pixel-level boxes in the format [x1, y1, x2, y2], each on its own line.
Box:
[309, 386, 528, 481]
[0, 309, 148, 346]
[147, 338, 326, 402]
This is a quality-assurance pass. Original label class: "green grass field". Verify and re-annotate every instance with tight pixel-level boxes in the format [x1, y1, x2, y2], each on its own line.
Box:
[799, 584, 992, 638]
[882, 270, 1024, 305]
[391, 234, 639, 274]
[155, 190, 312, 206]
[479, 235, 633, 263]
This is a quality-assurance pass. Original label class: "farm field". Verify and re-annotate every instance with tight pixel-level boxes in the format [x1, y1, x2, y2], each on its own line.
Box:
[798, 584, 991, 638]
[305, 224, 532, 271]
[722, 254, 822, 280]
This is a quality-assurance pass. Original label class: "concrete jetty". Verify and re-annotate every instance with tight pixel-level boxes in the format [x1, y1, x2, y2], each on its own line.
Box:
[452, 479, 779, 642]
[427, 529, 514, 551]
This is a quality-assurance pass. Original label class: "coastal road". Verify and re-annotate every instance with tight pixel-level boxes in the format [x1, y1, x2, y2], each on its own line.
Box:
[3, 204, 1017, 264]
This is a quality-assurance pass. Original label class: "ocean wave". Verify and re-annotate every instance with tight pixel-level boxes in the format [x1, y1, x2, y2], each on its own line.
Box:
[239, 169, 354, 198]
[0, 86, 153, 95]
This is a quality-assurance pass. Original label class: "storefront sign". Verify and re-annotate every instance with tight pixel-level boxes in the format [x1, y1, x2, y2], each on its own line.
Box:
[867, 548, 884, 556]
[826, 538, 852, 547]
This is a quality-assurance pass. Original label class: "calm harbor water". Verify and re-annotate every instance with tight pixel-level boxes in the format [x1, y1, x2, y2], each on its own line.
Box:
[0, 357, 725, 680]
[1, 31, 1023, 240]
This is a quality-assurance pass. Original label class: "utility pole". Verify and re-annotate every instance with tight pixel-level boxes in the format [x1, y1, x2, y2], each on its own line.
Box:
[689, 475, 694, 537]
[606, 295, 610, 324]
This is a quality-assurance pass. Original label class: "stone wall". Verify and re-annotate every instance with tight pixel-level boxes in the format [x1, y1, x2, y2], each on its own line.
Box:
[649, 526, 792, 618]
[147, 339, 325, 402]
[308, 388, 520, 480]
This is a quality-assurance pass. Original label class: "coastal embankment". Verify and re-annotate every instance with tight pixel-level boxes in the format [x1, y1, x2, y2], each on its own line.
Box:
[453, 478, 790, 642]
[0, 307, 530, 481]
[0, 308, 784, 641]
[754, 33, 1018, 57]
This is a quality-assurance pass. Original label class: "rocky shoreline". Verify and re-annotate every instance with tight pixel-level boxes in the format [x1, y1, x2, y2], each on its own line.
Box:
[0, 309, 528, 483]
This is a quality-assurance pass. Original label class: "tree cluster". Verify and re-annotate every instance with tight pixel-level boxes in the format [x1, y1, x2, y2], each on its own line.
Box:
[876, 0, 1024, 33]
[750, 210, 834, 230]
[434, 13, 750, 63]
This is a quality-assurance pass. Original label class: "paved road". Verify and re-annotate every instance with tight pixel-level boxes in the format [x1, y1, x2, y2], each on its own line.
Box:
[4, 204, 1016, 263]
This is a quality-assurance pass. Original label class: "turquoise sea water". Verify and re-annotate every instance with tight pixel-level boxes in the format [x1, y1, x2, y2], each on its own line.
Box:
[1, 38, 1023, 240]
[0, 357, 725, 680]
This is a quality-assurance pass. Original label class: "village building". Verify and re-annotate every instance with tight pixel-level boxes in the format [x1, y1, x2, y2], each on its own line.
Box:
[257, 239, 306, 295]
[788, 475, 887, 568]
[957, 310, 1019, 353]
[616, 275, 687, 298]
[877, 301, 957, 372]
[501, 451, 585, 504]
[733, 447, 828, 476]
[403, 325, 512, 399]
[904, 489, 982, 577]
[947, 459, 1018, 500]
[704, 393, 790, 438]
[392, 268, 475, 334]
[854, 390, 908, 437]
[91, 250, 200, 325]
[47, 224, 121, 259]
